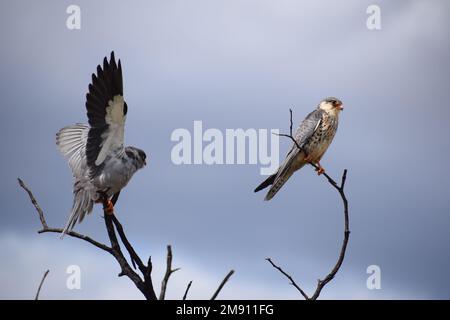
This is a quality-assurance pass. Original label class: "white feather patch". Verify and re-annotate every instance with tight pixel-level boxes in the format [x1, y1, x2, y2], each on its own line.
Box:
[313, 119, 321, 132]
[95, 95, 126, 166]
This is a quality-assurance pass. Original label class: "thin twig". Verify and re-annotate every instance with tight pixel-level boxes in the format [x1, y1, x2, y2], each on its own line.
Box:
[265, 258, 308, 299]
[183, 281, 193, 300]
[109, 192, 137, 270]
[273, 132, 302, 150]
[159, 245, 180, 300]
[111, 215, 145, 272]
[34, 269, 49, 300]
[18, 178, 48, 229]
[273, 108, 302, 150]
[39, 228, 112, 253]
[308, 162, 340, 190]
[146, 256, 153, 280]
[310, 169, 349, 300]
[211, 270, 234, 300]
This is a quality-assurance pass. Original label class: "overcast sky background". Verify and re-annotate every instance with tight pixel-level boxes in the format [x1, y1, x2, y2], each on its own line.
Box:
[1, 0, 449, 299]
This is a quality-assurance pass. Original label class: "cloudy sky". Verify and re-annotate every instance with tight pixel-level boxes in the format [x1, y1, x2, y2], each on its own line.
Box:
[1, 0, 449, 299]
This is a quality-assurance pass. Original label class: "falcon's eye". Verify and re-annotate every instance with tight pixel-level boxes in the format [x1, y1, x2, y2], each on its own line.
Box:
[125, 149, 137, 160]
[138, 150, 146, 161]
[332, 100, 341, 107]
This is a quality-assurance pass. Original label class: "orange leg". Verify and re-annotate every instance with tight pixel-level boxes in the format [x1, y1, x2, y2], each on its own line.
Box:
[315, 161, 325, 175]
[305, 153, 325, 175]
[104, 199, 114, 215]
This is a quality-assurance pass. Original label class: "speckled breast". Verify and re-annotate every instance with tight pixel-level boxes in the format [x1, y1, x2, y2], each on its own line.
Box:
[304, 113, 338, 162]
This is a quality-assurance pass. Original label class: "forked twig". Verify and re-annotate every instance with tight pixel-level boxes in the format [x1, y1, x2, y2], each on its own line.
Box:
[159, 245, 180, 300]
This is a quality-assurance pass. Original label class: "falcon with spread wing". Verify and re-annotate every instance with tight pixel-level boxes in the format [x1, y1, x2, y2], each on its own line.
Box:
[56, 52, 147, 234]
[255, 97, 343, 200]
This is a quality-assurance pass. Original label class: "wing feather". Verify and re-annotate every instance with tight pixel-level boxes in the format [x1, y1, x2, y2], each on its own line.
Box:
[95, 95, 126, 165]
[56, 124, 89, 179]
[85, 51, 126, 177]
[294, 109, 324, 149]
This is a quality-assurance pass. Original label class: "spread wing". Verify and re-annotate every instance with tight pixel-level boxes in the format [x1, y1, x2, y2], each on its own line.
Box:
[56, 124, 89, 179]
[85, 51, 128, 178]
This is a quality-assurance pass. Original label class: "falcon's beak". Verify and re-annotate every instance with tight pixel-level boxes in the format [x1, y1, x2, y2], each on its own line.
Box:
[336, 103, 344, 111]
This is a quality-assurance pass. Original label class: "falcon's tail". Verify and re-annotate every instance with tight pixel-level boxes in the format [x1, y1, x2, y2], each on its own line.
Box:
[254, 174, 277, 193]
[264, 169, 295, 201]
[61, 182, 94, 237]
[261, 151, 306, 201]
[254, 168, 294, 201]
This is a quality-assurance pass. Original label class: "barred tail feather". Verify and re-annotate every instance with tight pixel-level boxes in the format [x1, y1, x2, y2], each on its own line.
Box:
[254, 173, 277, 193]
[60, 187, 94, 238]
[263, 150, 306, 201]
[264, 170, 295, 201]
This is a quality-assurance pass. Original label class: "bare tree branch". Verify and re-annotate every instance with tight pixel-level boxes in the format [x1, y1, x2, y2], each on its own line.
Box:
[34, 269, 49, 300]
[266, 109, 350, 300]
[310, 169, 349, 300]
[111, 214, 146, 273]
[109, 192, 136, 270]
[39, 228, 112, 253]
[159, 245, 180, 300]
[211, 270, 235, 300]
[183, 280, 193, 300]
[103, 213, 157, 299]
[18, 178, 112, 253]
[19, 178, 234, 300]
[19, 178, 157, 300]
[265, 258, 308, 299]
[18, 178, 48, 229]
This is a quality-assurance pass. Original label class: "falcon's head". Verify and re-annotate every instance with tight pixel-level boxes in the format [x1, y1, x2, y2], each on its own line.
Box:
[318, 97, 344, 115]
[125, 146, 147, 169]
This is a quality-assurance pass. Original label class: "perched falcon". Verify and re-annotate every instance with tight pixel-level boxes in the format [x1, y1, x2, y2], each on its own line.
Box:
[254, 97, 343, 201]
[56, 52, 147, 235]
